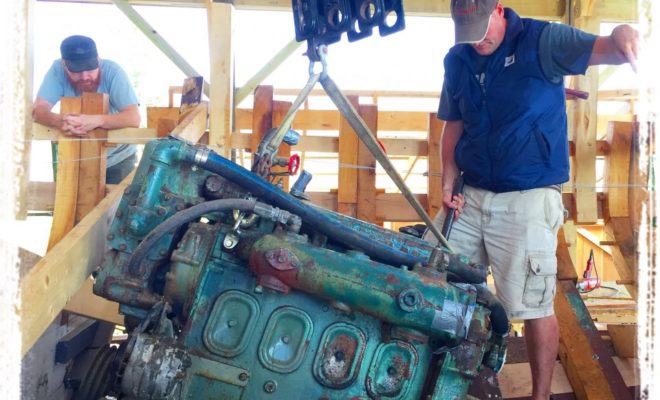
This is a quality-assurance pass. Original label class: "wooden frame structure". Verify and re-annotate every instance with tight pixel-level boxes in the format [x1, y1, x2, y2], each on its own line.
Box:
[14, 0, 650, 399]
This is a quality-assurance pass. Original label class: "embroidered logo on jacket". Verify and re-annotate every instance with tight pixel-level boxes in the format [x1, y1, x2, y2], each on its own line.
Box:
[504, 54, 516, 67]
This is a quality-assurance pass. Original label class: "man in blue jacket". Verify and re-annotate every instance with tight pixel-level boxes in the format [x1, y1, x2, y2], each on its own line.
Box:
[426, 1, 638, 398]
[33, 35, 141, 184]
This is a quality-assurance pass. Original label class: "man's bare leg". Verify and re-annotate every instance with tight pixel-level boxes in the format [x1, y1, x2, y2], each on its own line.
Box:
[524, 315, 559, 399]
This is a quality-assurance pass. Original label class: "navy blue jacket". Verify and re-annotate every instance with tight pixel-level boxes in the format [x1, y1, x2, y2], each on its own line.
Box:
[443, 9, 568, 192]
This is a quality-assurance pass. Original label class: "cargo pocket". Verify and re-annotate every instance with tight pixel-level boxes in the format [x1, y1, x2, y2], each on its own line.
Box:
[522, 254, 557, 308]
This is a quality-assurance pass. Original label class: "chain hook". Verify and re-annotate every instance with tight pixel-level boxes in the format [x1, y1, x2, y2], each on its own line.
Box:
[308, 44, 328, 78]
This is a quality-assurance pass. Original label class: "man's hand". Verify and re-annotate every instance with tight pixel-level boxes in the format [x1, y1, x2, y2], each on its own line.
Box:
[443, 190, 465, 220]
[611, 24, 639, 72]
[61, 113, 103, 136]
[589, 24, 639, 70]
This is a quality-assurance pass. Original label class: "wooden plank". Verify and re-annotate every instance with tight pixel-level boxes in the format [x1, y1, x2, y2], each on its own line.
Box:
[337, 95, 360, 216]
[146, 106, 179, 131]
[498, 361, 573, 398]
[21, 174, 131, 356]
[107, 127, 158, 144]
[237, 109, 431, 132]
[603, 218, 637, 298]
[47, 97, 82, 251]
[170, 102, 208, 143]
[75, 92, 109, 223]
[569, 14, 599, 224]
[498, 356, 638, 399]
[356, 104, 378, 224]
[235, 38, 302, 106]
[607, 324, 637, 358]
[272, 100, 292, 191]
[206, 0, 233, 155]
[427, 114, 443, 218]
[26, 181, 56, 211]
[64, 278, 124, 326]
[557, 226, 578, 281]
[555, 280, 632, 400]
[251, 85, 274, 157]
[604, 121, 633, 218]
[36, 0, 640, 21]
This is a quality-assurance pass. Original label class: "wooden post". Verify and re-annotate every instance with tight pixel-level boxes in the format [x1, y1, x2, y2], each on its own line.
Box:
[569, 4, 600, 224]
[356, 104, 378, 224]
[337, 95, 360, 217]
[427, 114, 444, 218]
[75, 92, 108, 223]
[47, 97, 82, 251]
[603, 121, 639, 298]
[206, 0, 233, 156]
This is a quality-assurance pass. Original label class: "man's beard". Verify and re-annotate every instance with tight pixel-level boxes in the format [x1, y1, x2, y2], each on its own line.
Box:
[70, 71, 101, 94]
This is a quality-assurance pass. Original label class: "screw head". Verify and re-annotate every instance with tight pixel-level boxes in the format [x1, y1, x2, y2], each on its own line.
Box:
[263, 380, 277, 393]
[238, 372, 248, 381]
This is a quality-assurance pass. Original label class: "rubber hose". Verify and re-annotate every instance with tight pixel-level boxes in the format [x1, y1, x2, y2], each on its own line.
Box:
[474, 284, 510, 336]
[445, 254, 487, 284]
[125, 198, 258, 277]
[191, 151, 424, 268]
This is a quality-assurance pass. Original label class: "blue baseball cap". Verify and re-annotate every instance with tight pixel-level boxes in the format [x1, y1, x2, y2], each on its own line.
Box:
[60, 35, 99, 72]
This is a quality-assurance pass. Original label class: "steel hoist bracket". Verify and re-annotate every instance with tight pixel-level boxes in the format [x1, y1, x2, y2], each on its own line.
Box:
[292, 0, 405, 61]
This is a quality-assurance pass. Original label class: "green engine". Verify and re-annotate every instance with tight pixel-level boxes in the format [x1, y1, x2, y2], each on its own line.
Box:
[84, 137, 508, 400]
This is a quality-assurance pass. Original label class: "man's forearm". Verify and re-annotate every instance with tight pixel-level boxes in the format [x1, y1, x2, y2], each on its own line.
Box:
[96, 106, 140, 130]
[33, 107, 64, 130]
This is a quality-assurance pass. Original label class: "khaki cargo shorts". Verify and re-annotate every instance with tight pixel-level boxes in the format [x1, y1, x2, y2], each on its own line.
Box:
[424, 185, 565, 320]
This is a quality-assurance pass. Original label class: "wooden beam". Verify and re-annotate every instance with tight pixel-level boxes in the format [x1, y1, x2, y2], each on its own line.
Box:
[557, 226, 578, 281]
[170, 102, 208, 143]
[427, 114, 443, 218]
[607, 324, 637, 358]
[111, 0, 210, 97]
[47, 97, 82, 251]
[555, 280, 633, 400]
[21, 174, 131, 356]
[604, 121, 633, 218]
[75, 93, 109, 223]
[64, 278, 124, 326]
[235, 38, 302, 106]
[26, 181, 56, 211]
[206, 0, 234, 155]
[602, 121, 639, 298]
[236, 109, 432, 132]
[32, 123, 158, 144]
[337, 95, 360, 217]
[356, 103, 378, 224]
[36, 0, 639, 21]
[147, 106, 179, 136]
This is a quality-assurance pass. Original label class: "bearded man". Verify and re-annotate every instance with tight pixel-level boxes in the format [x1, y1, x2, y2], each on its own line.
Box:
[33, 35, 140, 184]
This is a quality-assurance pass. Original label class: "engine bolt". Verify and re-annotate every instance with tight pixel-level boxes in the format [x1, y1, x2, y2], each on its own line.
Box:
[227, 320, 237, 327]
[238, 372, 248, 382]
[107, 234, 115, 240]
[281, 335, 290, 344]
[254, 285, 263, 294]
[263, 380, 277, 393]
